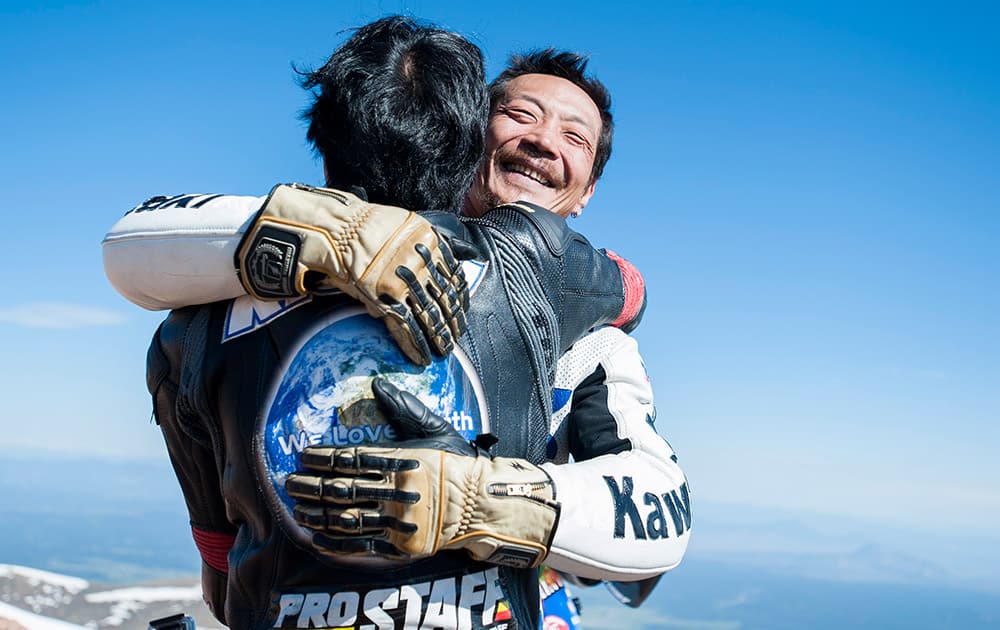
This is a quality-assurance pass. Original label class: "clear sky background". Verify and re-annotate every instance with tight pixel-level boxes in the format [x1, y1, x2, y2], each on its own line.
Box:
[1, 0, 997, 549]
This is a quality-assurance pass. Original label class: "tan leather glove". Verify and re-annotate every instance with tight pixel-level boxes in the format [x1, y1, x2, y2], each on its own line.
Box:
[236, 183, 468, 365]
[286, 379, 560, 568]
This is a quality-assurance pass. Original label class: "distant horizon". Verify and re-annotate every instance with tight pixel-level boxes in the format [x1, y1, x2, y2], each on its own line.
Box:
[4, 449, 998, 592]
[4, 445, 997, 541]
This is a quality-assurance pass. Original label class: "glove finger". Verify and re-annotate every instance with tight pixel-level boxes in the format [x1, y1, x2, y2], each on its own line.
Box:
[431, 276, 468, 339]
[416, 241, 466, 316]
[435, 239, 471, 313]
[371, 377, 454, 439]
[445, 235, 478, 262]
[300, 446, 419, 474]
[286, 472, 420, 505]
[310, 532, 404, 558]
[295, 505, 417, 535]
[285, 472, 356, 503]
[417, 243, 468, 340]
[393, 266, 453, 357]
[395, 264, 450, 347]
[380, 299, 433, 366]
[435, 235, 462, 270]
[371, 379, 478, 455]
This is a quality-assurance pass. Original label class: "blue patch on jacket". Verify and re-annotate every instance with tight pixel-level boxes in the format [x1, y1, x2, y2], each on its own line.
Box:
[552, 388, 572, 412]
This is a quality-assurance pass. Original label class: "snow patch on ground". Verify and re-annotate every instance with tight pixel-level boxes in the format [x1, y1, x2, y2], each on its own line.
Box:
[0, 565, 89, 594]
[98, 599, 143, 627]
[0, 600, 90, 629]
[84, 586, 202, 604]
[82, 586, 201, 627]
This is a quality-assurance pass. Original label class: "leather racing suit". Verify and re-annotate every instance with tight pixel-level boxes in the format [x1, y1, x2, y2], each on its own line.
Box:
[136, 193, 660, 629]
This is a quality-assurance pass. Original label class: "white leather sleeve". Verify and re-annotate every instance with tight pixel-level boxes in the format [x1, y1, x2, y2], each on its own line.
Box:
[542, 328, 691, 581]
[102, 194, 262, 309]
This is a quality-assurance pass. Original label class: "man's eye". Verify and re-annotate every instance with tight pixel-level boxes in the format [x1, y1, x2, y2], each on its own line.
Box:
[506, 107, 534, 121]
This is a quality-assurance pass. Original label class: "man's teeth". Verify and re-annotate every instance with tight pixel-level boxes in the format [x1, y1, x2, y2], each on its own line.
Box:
[506, 163, 550, 186]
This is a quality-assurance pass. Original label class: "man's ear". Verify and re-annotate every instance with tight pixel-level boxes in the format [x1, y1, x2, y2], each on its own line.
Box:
[571, 180, 597, 218]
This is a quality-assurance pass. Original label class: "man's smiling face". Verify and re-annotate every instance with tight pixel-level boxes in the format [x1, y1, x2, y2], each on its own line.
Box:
[466, 73, 602, 218]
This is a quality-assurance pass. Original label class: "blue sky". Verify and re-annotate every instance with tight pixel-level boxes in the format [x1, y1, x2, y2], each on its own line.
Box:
[1, 0, 997, 547]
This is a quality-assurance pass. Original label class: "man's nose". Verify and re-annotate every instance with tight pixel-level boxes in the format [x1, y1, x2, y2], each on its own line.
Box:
[519, 124, 558, 159]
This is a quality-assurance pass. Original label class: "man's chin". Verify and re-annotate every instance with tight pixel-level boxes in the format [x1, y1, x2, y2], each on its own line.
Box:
[475, 176, 557, 213]
[493, 186, 552, 210]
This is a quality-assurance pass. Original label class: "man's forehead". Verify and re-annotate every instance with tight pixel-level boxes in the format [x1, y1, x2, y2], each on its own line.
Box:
[501, 73, 601, 132]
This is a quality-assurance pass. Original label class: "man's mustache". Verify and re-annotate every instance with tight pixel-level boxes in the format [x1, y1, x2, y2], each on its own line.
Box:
[494, 149, 563, 188]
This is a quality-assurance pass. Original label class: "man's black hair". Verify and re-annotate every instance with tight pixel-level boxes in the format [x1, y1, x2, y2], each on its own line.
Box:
[301, 16, 487, 210]
[488, 49, 613, 182]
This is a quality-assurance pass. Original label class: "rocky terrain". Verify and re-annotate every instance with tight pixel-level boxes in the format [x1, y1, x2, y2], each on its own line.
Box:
[0, 565, 219, 630]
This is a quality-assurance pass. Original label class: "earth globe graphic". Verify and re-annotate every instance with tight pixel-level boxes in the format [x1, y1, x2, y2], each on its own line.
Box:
[257, 306, 489, 557]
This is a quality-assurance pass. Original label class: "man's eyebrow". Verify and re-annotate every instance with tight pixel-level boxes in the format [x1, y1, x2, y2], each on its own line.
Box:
[511, 93, 598, 132]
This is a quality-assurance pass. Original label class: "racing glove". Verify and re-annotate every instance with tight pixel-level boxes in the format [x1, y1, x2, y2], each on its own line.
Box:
[286, 378, 561, 569]
[236, 183, 469, 365]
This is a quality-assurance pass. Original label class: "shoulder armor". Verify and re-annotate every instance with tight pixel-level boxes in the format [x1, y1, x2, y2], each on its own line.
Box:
[421, 210, 475, 253]
[490, 201, 575, 257]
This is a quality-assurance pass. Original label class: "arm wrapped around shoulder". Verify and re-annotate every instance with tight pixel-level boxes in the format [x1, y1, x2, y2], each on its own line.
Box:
[236, 183, 469, 365]
[286, 379, 560, 568]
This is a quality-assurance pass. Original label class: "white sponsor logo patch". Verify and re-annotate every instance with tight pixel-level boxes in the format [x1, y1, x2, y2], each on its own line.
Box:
[272, 566, 513, 629]
[223, 293, 313, 342]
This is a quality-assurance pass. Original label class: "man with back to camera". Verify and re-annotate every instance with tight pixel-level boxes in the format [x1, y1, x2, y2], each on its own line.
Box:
[105, 18, 689, 629]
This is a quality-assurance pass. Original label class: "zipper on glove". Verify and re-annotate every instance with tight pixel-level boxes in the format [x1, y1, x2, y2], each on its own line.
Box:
[288, 182, 349, 204]
[488, 481, 551, 500]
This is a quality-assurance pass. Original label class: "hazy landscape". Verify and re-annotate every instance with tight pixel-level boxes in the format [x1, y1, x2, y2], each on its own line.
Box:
[2, 452, 998, 629]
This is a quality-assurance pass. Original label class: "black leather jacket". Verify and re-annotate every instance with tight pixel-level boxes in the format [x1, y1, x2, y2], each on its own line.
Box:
[147, 203, 642, 629]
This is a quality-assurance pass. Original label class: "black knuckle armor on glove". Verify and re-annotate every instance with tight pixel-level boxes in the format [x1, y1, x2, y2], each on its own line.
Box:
[236, 184, 471, 365]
